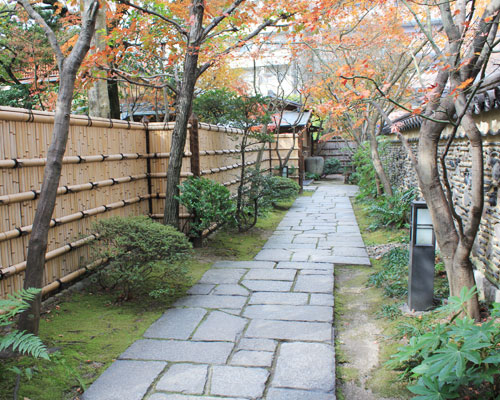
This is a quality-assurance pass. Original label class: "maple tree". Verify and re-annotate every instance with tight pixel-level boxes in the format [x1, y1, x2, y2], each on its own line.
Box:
[95, 0, 298, 227]
[308, 0, 500, 318]
[16, 0, 100, 334]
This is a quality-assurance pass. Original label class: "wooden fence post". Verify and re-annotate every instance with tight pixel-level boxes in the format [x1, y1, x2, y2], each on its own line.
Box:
[189, 114, 201, 177]
[298, 133, 304, 193]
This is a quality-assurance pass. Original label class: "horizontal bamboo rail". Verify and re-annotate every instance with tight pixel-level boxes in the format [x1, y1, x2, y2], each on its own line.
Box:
[0, 234, 97, 279]
[0, 152, 192, 169]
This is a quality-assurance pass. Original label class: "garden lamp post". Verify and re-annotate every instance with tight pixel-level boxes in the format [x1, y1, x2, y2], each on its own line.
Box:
[282, 166, 289, 177]
[408, 200, 436, 311]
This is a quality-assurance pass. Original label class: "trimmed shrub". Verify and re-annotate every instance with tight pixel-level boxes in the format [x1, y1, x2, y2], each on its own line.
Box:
[91, 216, 192, 300]
[177, 177, 235, 240]
[323, 157, 342, 175]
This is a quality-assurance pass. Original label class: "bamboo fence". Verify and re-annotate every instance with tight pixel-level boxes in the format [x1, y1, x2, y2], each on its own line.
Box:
[0, 107, 301, 298]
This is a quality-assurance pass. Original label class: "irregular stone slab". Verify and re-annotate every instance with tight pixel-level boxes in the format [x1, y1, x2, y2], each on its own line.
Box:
[310, 294, 335, 306]
[174, 295, 247, 309]
[212, 284, 249, 296]
[272, 342, 335, 391]
[293, 237, 318, 244]
[300, 269, 332, 275]
[144, 308, 206, 340]
[120, 340, 233, 364]
[266, 388, 335, 400]
[149, 395, 247, 400]
[333, 247, 369, 257]
[82, 360, 166, 400]
[187, 284, 215, 295]
[294, 275, 334, 294]
[230, 350, 273, 367]
[245, 320, 332, 342]
[198, 269, 246, 284]
[245, 269, 296, 281]
[156, 364, 208, 394]
[219, 308, 242, 316]
[210, 366, 269, 398]
[264, 242, 317, 249]
[212, 261, 275, 269]
[237, 338, 277, 352]
[310, 255, 371, 266]
[277, 261, 333, 270]
[249, 292, 308, 305]
[244, 305, 332, 322]
[192, 311, 247, 342]
[254, 249, 292, 262]
[242, 280, 293, 292]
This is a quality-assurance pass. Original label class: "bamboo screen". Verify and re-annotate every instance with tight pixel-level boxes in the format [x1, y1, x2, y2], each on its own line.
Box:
[0, 107, 302, 298]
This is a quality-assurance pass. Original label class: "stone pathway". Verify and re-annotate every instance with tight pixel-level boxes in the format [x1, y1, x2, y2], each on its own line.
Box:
[83, 183, 370, 400]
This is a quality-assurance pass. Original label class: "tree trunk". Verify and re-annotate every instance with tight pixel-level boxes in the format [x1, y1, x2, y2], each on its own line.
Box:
[108, 77, 121, 119]
[367, 118, 393, 196]
[17, 0, 99, 334]
[18, 73, 81, 334]
[163, 0, 204, 228]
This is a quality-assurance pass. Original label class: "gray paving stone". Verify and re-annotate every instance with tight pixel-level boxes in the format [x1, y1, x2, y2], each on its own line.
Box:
[149, 395, 247, 400]
[192, 311, 247, 342]
[249, 292, 308, 305]
[198, 269, 246, 284]
[272, 342, 335, 391]
[237, 338, 277, 352]
[210, 366, 269, 398]
[241, 280, 293, 292]
[245, 320, 332, 341]
[310, 255, 371, 265]
[300, 269, 332, 275]
[120, 340, 233, 364]
[212, 260, 276, 269]
[310, 293, 335, 306]
[82, 360, 166, 400]
[212, 284, 249, 296]
[156, 364, 208, 394]
[187, 284, 215, 295]
[294, 275, 334, 293]
[264, 242, 317, 249]
[245, 269, 296, 281]
[230, 350, 273, 367]
[332, 246, 369, 257]
[144, 308, 207, 340]
[266, 388, 335, 400]
[254, 249, 292, 261]
[293, 237, 318, 244]
[174, 295, 247, 309]
[244, 305, 332, 322]
[277, 261, 333, 270]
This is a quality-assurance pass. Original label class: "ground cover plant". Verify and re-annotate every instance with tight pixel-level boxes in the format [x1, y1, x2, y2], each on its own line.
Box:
[388, 288, 500, 399]
[323, 157, 342, 175]
[0, 196, 299, 399]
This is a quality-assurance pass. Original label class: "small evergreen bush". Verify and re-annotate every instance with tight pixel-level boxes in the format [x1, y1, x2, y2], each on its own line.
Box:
[323, 158, 342, 175]
[388, 288, 500, 399]
[177, 177, 235, 240]
[91, 216, 192, 300]
[264, 176, 300, 205]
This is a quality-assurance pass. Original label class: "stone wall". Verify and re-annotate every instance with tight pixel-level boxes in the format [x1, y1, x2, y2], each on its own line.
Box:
[383, 109, 500, 302]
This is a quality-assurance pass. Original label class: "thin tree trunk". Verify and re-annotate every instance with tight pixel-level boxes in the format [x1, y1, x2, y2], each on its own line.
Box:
[17, 0, 99, 334]
[163, 0, 204, 228]
[367, 117, 393, 196]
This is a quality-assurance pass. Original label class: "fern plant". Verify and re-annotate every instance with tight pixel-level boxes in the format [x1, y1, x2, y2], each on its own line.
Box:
[0, 288, 50, 360]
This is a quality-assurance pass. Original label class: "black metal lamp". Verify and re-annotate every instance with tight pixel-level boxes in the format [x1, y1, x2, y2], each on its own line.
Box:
[408, 200, 436, 311]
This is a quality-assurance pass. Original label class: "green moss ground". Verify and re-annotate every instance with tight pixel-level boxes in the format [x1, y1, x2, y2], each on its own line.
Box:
[334, 200, 412, 399]
[0, 198, 297, 400]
